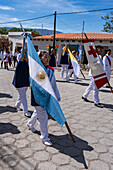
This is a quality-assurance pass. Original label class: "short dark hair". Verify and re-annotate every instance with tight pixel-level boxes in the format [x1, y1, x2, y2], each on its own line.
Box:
[96, 45, 103, 49]
[107, 49, 111, 52]
[39, 51, 48, 58]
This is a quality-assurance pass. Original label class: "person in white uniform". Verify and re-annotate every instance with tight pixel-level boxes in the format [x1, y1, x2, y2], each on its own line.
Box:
[82, 46, 104, 108]
[17, 49, 22, 63]
[60, 48, 69, 79]
[27, 51, 61, 146]
[0, 48, 5, 68]
[103, 49, 111, 88]
[66, 50, 78, 83]
[12, 49, 31, 118]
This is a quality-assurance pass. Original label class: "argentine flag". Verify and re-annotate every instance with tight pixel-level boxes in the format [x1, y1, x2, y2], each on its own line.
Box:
[27, 36, 66, 127]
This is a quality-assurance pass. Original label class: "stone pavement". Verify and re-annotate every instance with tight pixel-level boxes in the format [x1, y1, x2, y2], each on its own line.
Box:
[0, 67, 113, 170]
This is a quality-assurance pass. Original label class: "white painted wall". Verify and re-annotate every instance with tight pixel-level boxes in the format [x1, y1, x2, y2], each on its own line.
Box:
[32, 39, 113, 68]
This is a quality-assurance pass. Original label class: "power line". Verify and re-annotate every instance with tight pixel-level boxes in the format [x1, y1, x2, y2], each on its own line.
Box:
[0, 14, 54, 25]
[57, 16, 82, 29]
[0, 7, 113, 25]
[57, 7, 113, 15]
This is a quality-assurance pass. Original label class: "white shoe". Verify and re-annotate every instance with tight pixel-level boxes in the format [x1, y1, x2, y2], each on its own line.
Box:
[27, 124, 37, 133]
[43, 140, 53, 146]
[24, 112, 31, 118]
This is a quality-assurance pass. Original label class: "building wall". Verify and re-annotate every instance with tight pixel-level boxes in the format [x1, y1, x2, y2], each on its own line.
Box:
[8, 32, 31, 55]
[32, 39, 113, 68]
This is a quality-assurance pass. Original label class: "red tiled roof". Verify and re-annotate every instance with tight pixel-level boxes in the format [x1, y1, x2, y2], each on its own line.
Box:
[32, 32, 113, 40]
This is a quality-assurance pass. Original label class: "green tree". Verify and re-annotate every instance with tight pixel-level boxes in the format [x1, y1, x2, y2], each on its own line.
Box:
[101, 12, 113, 32]
[0, 27, 8, 34]
[0, 27, 39, 35]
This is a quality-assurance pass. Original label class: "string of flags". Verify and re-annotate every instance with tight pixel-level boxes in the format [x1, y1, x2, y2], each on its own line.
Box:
[46, 44, 59, 49]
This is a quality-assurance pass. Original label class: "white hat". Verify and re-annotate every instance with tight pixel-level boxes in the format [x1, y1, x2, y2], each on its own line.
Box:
[72, 50, 76, 54]
[51, 48, 53, 52]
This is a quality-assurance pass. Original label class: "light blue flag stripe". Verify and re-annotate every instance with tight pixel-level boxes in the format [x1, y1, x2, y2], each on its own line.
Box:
[78, 45, 83, 60]
[27, 36, 66, 127]
[27, 36, 47, 74]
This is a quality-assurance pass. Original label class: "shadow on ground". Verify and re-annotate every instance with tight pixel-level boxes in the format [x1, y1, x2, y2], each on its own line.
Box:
[0, 122, 20, 134]
[100, 89, 112, 93]
[102, 103, 113, 112]
[0, 93, 12, 98]
[0, 105, 17, 114]
[49, 133, 93, 169]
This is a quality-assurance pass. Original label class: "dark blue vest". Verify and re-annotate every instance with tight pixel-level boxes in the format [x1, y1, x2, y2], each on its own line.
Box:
[12, 60, 29, 88]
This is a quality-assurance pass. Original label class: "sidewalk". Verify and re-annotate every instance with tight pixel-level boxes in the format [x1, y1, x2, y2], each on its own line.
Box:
[0, 68, 113, 170]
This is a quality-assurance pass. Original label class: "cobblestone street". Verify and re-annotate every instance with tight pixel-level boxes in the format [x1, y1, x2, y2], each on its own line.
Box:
[0, 68, 113, 170]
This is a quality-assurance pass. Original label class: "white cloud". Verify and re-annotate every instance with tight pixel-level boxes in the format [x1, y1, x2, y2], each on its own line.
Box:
[28, 10, 35, 13]
[11, 18, 19, 21]
[0, 5, 15, 11]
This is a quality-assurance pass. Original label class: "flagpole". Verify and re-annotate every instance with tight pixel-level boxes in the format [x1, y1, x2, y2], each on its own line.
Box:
[65, 121, 76, 144]
[80, 21, 86, 79]
[53, 11, 56, 50]
[80, 69, 86, 79]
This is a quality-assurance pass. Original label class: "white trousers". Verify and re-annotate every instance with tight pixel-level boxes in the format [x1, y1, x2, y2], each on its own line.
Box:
[83, 76, 99, 104]
[66, 69, 78, 83]
[105, 70, 111, 86]
[27, 106, 48, 142]
[16, 87, 28, 113]
[61, 64, 68, 79]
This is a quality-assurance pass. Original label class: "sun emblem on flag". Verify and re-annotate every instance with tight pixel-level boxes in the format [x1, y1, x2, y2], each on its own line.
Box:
[36, 71, 47, 81]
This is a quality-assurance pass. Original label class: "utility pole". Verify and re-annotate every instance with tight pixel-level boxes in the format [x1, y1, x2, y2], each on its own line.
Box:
[82, 21, 85, 39]
[42, 23, 43, 35]
[53, 11, 56, 49]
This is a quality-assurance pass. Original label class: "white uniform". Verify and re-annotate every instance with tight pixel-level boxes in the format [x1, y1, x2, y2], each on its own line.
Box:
[0, 51, 4, 61]
[17, 53, 22, 62]
[60, 52, 69, 79]
[66, 68, 78, 83]
[83, 55, 103, 105]
[103, 54, 111, 87]
[0, 51, 4, 68]
[15, 87, 28, 113]
[3, 52, 8, 63]
[27, 67, 61, 142]
[61, 64, 69, 79]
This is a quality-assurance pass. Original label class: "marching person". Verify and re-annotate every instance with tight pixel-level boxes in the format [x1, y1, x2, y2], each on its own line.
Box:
[49, 48, 56, 71]
[13, 49, 18, 67]
[82, 45, 104, 108]
[60, 47, 69, 79]
[103, 49, 111, 88]
[0, 48, 5, 68]
[4, 48, 9, 70]
[66, 50, 78, 83]
[75, 50, 80, 63]
[17, 49, 22, 63]
[12, 48, 31, 118]
[27, 51, 61, 146]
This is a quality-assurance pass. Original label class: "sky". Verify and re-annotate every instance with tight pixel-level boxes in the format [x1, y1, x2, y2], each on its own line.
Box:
[0, 0, 113, 33]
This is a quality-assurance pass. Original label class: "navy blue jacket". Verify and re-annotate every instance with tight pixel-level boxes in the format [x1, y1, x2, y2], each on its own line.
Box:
[49, 53, 56, 67]
[12, 60, 29, 88]
[60, 52, 69, 64]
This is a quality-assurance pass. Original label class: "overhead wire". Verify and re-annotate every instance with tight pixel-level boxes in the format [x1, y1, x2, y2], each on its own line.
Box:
[0, 7, 113, 25]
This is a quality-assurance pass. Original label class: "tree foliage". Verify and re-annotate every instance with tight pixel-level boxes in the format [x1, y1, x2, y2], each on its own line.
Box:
[0, 27, 39, 35]
[101, 12, 113, 33]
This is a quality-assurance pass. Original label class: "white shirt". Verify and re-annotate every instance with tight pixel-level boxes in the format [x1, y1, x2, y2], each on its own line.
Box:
[103, 54, 111, 72]
[17, 53, 22, 62]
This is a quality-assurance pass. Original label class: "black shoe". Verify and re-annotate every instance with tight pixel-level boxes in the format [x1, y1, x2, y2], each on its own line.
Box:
[94, 103, 103, 108]
[82, 96, 89, 102]
[106, 86, 109, 88]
